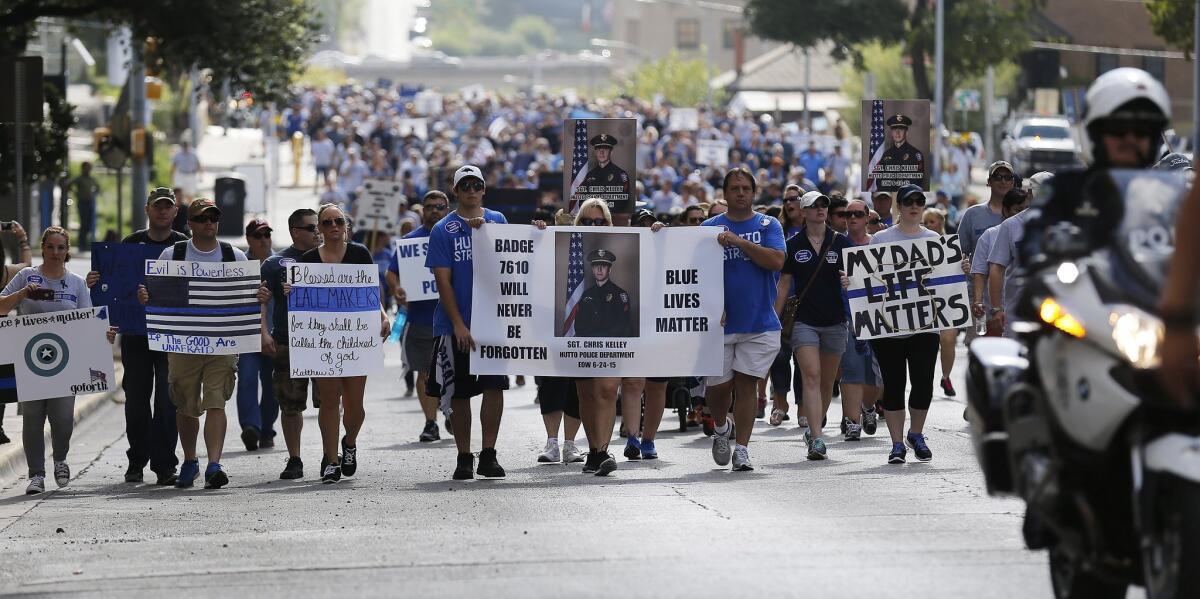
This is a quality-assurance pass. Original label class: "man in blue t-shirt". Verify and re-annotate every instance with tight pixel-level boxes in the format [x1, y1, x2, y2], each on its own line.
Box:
[700, 167, 786, 472]
[387, 190, 450, 444]
[258, 208, 321, 480]
[424, 165, 510, 481]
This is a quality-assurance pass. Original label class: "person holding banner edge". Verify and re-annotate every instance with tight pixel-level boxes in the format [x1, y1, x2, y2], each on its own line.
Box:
[139, 198, 249, 489]
[425, 165, 510, 481]
[386, 190, 451, 444]
[702, 167, 786, 472]
[85, 187, 188, 485]
[0, 218, 32, 446]
[258, 208, 322, 480]
[775, 191, 852, 461]
[237, 219, 279, 452]
[296, 204, 390, 483]
[1, 226, 117, 494]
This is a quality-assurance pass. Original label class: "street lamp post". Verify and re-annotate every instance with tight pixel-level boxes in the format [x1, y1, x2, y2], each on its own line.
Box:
[933, 0, 944, 180]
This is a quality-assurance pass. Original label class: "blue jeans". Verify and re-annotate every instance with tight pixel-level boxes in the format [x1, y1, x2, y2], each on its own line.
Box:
[236, 353, 278, 439]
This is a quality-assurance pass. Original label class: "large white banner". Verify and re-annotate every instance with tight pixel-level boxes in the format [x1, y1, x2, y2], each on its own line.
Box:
[144, 260, 262, 355]
[843, 235, 970, 340]
[0, 307, 115, 403]
[469, 225, 724, 377]
[392, 238, 438, 302]
[287, 263, 384, 378]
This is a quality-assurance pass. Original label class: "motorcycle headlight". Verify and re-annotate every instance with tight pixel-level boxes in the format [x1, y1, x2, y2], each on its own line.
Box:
[1108, 304, 1163, 369]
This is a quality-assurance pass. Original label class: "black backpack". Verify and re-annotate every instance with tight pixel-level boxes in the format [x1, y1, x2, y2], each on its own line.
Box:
[172, 240, 236, 261]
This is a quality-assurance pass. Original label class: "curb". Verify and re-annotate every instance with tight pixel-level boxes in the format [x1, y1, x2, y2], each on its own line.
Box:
[0, 361, 124, 488]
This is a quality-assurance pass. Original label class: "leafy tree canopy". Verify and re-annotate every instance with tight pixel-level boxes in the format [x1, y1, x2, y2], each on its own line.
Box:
[620, 50, 724, 108]
[1145, 0, 1196, 56]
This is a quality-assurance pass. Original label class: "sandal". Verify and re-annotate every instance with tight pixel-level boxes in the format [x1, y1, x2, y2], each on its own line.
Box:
[769, 408, 787, 427]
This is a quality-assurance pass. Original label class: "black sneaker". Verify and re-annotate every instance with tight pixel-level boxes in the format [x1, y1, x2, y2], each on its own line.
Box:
[452, 453, 474, 480]
[259, 436, 275, 449]
[476, 448, 506, 478]
[444, 417, 455, 437]
[321, 456, 341, 483]
[154, 470, 178, 486]
[862, 408, 879, 436]
[623, 438, 641, 460]
[888, 442, 907, 465]
[419, 420, 440, 443]
[241, 426, 259, 451]
[340, 436, 357, 476]
[582, 451, 600, 474]
[595, 452, 617, 477]
[124, 464, 144, 483]
[280, 457, 304, 480]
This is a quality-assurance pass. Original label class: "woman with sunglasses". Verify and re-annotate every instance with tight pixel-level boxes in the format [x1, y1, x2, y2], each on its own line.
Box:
[867, 184, 947, 464]
[837, 199, 884, 436]
[1, 227, 116, 494]
[775, 192, 851, 460]
[297, 203, 390, 483]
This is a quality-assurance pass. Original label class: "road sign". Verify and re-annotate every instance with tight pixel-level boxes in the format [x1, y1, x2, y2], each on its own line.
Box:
[954, 89, 981, 111]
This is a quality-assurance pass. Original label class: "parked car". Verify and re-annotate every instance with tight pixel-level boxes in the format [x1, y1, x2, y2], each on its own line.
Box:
[1001, 116, 1082, 175]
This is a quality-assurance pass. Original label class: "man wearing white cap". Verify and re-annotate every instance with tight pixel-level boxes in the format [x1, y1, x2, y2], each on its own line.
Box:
[425, 165, 511, 481]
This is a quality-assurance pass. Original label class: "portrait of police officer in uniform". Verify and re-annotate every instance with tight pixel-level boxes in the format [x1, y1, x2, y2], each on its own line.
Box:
[582, 134, 631, 196]
[574, 248, 634, 337]
[877, 114, 926, 189]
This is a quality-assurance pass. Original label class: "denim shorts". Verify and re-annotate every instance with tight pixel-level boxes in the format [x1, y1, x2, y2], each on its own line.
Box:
[790, 321, 848, 355]
[840, 331, 882, 386]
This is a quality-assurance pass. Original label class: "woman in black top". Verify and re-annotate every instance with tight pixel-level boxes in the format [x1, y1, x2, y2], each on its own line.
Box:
[297, 204, 390, 483]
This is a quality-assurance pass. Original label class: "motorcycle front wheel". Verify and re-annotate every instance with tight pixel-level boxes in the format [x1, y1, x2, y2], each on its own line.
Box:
[1142, 475, 1200, 598]
[1049, 547, 1127, 599]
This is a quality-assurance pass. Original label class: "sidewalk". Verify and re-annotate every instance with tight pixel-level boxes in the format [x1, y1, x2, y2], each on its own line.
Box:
[0, 348, 124, 487]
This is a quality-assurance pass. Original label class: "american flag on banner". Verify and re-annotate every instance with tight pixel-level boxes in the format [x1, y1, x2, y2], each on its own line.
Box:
[568, 119, 589, 213]
[144, 260, 262, 355]
[561, 232, 585, 336]
[865, 100, 887, 192]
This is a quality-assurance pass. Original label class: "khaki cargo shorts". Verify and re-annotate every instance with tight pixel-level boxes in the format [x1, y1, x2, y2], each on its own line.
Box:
[167, 354, 237, 418]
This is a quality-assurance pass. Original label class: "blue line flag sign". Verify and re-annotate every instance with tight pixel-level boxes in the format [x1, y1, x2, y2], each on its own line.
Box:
[143, 260, 263, 355]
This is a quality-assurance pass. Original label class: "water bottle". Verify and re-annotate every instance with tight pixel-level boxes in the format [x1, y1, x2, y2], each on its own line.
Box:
[387, 308, 407, 343]
[975, 315, 988, 336]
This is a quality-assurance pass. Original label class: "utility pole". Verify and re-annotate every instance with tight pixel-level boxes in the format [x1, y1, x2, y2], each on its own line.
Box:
[130, 40, 147, 230]
[933, 0, 944, 180]
[985, 66, 995, 163]
[1193, 0, 1199, 152]
[803, 47, 811, 132]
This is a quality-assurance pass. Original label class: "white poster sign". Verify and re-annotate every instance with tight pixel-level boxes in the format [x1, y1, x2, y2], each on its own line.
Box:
[0, 307, 115, 403]
[469, 225, 724, 377]
[397, 117, 428, 140]
[669, 107, 700, 131]
[695, 139, 730, 167]
[287, 264, 384, 378]
[414, 91, 443, 116]
[843, 235, 970, 340]
[392, 238, 439, 302]
[354, 179, 405, 234]
[144, 260, 262, 355]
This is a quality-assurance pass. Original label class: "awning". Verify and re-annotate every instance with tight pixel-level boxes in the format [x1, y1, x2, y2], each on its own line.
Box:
[729, 90, 850, 113]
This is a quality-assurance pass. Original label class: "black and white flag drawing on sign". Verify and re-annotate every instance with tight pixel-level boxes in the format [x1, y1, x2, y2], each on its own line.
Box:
[143, 260, 262, 355]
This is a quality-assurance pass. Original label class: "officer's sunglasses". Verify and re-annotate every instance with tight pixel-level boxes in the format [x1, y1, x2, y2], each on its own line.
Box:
[1102, 122, 1155, 139]
[579, 218, 608, 226]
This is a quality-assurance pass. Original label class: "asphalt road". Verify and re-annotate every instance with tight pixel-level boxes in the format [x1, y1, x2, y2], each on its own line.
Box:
[0, 341, 1066, 598]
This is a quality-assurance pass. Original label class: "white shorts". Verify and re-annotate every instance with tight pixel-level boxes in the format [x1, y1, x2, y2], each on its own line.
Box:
[706, 332, 781, 386]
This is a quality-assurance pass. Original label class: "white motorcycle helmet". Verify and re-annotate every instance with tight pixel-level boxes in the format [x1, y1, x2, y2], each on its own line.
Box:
[1080, 68, 1171, 167]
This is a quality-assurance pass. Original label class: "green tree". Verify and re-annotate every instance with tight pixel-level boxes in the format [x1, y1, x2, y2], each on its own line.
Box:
[838, 44, 917, 133]
[620, 50, 724, 107]
[747, 0, 1042, 105]
[1145, 0, 1196, 55]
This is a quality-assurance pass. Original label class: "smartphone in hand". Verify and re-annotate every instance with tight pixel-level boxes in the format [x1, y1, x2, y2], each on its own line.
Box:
[28, 288, 55, 301]
[0, 221, 13, 231]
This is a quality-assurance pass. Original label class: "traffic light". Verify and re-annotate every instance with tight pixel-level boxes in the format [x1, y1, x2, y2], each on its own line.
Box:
[93, 126, 128, 169]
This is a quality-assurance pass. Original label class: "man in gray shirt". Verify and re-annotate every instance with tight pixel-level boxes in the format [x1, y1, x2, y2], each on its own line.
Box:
[957, 161, 1015, 257]
[987, 172, 1054, 337]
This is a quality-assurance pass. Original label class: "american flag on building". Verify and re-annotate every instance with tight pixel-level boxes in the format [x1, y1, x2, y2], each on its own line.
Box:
[561, 232, 585, 336]
[568, 119, 589, 213]
[865, 100, 887, 192]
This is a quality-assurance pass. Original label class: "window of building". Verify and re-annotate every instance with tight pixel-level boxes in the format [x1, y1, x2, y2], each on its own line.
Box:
[722, 20, 739, 49]
[1143, 56, 1166, 82]
[1095, 54, 1119, 76]
[676, 19, 699, 50]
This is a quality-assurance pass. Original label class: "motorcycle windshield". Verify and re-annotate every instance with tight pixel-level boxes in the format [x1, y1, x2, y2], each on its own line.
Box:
[1103, 169, 1191, 307]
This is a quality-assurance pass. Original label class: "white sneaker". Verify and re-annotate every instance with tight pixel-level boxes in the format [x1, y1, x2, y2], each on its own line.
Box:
[53, 461, 70, 487]
[732, 444, 754, 471]
[562, 440, 585, 463]
[711, 418, 732, 466]
[797, 416, 810, 430]
[26, 475, 45, 495]
[844, 422, 863, 441]
[537, 439, 561, 463]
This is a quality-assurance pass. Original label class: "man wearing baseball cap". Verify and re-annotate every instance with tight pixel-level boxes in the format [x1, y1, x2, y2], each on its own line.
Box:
[958, 161, 1015, 257]
[138, 197, 249, 489]
[85, 186, 190, 485]
[235, 219, 278, 453]
[426, 165, 511, 480]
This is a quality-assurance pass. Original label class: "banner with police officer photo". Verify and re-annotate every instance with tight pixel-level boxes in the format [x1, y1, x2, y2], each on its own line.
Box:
[469, 224, 724, 377]
[861, 99, 931, 192]
[563, 118, 637, 214]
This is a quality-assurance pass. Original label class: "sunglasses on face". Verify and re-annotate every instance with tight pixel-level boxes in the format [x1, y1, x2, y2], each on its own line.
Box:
[1103, 122, 1154, 139]
[290, 224, 319, 233]
[424, 203, 449, 211]
[843, 210, 867, 218]
[868, 218, 882, 225]
[189, 215, 219, 224]
[320, 217, 347, 228]
[990, 174, 1015, 182]
[899, 196, 927, 207]
[458, 180, 485, 192]
[578, 218, 608, 226]
[249, 232, 271, 240]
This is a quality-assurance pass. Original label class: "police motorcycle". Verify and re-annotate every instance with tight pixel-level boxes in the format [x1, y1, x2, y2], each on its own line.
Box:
[965, 68, 1200, 599]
